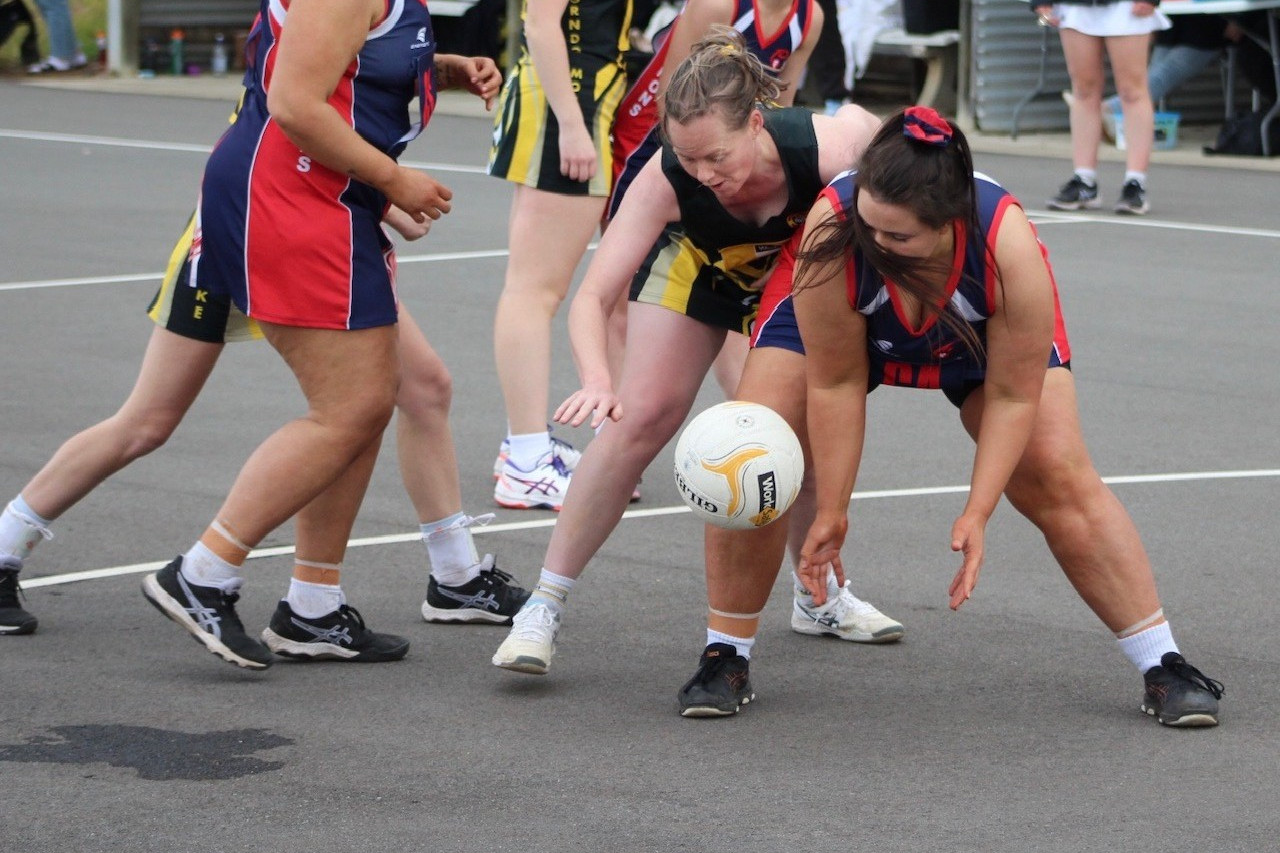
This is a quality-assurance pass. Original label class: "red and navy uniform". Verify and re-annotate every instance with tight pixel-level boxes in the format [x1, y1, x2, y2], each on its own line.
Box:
[191, 0, 438, 330]
[608, 0, 815, 218]
[753, 170, 1072, 406]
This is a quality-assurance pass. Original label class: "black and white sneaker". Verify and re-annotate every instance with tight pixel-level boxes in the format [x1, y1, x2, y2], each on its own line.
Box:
[142, 556, 273, 670]
[1114, 179, 1150, 215]
[0, 560, 38, 635]
[1141, 652, 1224, 727]
[421, 555, 530, 624]
[1047, 174, 1100, 211]
[261, 601, 409, 662]
[677, 643, 755, 718]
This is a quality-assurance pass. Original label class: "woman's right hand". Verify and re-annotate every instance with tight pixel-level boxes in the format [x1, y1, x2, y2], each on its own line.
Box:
[797, 513, 849, 604]
[384, 166, 453, 223]
[558, 123, 599, 183]
[555, 385, 622, 430]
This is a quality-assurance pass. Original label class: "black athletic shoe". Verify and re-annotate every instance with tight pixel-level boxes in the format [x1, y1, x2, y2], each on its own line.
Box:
[1142, 652, 1224, 727]
[261, 601, 409, 662]
[421, 555, 531, 624]
[1047, 174, 1100, 211]
[1114, 179, 1150, 216]
[677, 643, 755, 718]
[142, 556, 273, 670]
[0, 562, 38, 635]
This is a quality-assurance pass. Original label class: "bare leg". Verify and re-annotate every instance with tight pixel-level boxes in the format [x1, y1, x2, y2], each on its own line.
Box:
[22, 327, 223, 520]
[1107, 32, 1156, 174]
[710, 332, 750, 399]
[395, 307, 461, 524]
[1060, 29, 1108, 171]
[704, 346, 806, 639]
[543, 304, 725, 579]
[495, 186, 606, 436]
[201, 322, 398, 559]
[292, 435, 383, 567]
[958, 369, 1161, 633]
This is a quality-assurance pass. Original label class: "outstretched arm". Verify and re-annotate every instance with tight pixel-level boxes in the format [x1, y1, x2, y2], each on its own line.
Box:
[792, 198, 870, 604]
[948, 203, 1055, 609]
[557, 156, 680, 428]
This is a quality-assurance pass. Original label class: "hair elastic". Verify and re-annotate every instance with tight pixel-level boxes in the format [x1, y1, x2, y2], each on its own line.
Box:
[902, 106, 953, 147]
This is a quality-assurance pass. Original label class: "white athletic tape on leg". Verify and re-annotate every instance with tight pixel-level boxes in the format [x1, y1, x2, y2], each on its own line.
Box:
[1117, 608, 1165, 638]
[708, 607, 764, 621]
[210, 519, 251, 554]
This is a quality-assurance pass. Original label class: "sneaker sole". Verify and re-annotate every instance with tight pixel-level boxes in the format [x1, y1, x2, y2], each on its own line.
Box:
[680, 693, 753, 717]
[492, 655, 551, 674]
[1046, 199, 1101, 211]
[261, 627, 409, 662]
[790, 615, 905, 644]
[494, 496, 564, 511]
[141, 574, 271, 670]
[0, 622, 37, 635]
[1114, 205, 1149, 216]
[1142, 704, 1219, 727]
[421, 602, 514, 625]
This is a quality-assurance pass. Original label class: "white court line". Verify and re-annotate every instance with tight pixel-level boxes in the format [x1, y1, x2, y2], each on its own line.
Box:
[21, 466, 1280, 589]
[0, 128, 488, 174]
[1029, 211, 1280, 240]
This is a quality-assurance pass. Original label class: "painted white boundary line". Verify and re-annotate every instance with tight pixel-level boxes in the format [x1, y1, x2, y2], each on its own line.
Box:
[0, 128, 487, 174]
[21, 467, 1280, 589]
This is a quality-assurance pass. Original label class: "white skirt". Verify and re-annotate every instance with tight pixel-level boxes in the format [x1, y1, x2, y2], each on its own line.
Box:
[1053, 2, 1171, 37]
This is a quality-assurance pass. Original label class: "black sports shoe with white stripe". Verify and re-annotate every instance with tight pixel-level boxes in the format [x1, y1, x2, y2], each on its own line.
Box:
[0, 562, 38, 635]
[261, 601, 409, 662]
[142, 556, 273, 670]
[677, 643, 755, 718]
[1141, 652, 1224, 727]
[421, 556, 530, 624]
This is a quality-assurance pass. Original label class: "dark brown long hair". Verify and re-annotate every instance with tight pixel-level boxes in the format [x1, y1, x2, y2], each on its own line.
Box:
[795, 109, 992, 360]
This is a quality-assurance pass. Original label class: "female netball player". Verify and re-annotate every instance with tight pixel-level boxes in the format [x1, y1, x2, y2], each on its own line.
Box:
[490, 29, 901, 697]
[789, 107, 1223, 726]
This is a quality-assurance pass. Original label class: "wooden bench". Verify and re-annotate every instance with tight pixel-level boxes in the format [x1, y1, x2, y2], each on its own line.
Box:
[871, 26, 961, 113]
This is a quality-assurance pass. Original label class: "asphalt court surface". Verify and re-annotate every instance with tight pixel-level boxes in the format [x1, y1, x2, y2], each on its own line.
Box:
[2, 82, 1279, 851]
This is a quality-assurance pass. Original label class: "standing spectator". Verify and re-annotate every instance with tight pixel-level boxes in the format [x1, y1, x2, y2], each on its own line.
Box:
[26, 0, 86, 73]
[1034, 1, 1169, 216]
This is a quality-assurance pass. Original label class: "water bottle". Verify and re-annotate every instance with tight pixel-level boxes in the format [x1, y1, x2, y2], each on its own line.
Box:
[169, 28, 184, 75]
[95, 31, 107, 72]
[211, 33, 229, 76]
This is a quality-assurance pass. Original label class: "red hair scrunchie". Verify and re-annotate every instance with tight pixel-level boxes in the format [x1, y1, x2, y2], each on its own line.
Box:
[902, 106, 952, 147]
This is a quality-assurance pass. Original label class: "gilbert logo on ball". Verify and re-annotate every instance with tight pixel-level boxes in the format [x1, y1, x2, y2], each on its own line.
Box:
[673, 401, 803, 530]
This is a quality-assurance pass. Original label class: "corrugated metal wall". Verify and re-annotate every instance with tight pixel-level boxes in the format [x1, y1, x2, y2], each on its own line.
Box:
[139, 0, 257, 28]
[970, 0, 1244, 133]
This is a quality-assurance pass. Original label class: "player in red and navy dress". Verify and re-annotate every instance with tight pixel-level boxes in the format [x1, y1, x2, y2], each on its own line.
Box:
[141, 0, 505, 673]
[608, 0, 820, 220]
[789, 106, 1223, 727]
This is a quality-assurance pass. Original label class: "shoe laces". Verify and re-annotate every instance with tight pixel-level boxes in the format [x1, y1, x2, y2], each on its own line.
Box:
[510, 602, 557, 639]
[0, 568, 25, 607]
[1162, 653, 1224, 699]
[476, 557, 517, 586]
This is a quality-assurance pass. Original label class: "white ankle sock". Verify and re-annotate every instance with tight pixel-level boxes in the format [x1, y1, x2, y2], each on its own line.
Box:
[179, 542, 242, 592]
[0, 496, 53, 564]
[421, 512, 484, 586]
[707, 629, 755, 660]
[285, 577, 345, 619]
[507, 431, 551, 470]
[1117, 621, 1177, 673]
[529, 567, 574, 611]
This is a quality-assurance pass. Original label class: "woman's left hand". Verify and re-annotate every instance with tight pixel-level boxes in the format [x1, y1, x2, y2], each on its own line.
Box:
[457, 56, 503, 110]
[948, 511, 987, 610]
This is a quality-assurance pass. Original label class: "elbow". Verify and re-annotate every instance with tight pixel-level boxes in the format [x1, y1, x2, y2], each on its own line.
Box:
[266, 89, 309, 141]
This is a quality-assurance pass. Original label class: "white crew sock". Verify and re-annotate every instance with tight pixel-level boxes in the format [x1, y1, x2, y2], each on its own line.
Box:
[1117, 620, 1178, 673]
[285, 577, 346, 619]
[1073, 167, 1098, 186]
[179, 541, 242, 592]
[528, 567, 575, 612]
[1123, 170, 1147, 187]
[421, 512, 484, 586]
[707, 629, 755, 660]
[0, 496, 53, 564]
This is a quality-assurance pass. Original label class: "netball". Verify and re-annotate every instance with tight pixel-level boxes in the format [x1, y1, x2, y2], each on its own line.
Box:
[673, 401, 804, 530]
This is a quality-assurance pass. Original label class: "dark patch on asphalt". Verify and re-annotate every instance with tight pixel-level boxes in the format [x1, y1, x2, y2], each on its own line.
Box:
[0, 724, 291, 780]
